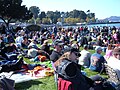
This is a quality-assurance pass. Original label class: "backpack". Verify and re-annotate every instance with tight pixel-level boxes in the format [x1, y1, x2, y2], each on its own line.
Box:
[90, 75, 116, 90]
[102, 81, 116, 90]
[56, 59, 91, 90]
[56, 59, 77, 79]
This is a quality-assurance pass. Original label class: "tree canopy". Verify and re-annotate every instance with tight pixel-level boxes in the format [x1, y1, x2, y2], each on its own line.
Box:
[29, 6, 40, 19]
[0, 0, 33, 27]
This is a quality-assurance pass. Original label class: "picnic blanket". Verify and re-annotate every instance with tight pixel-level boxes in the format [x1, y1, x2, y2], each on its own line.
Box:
[0, 61, 54, 83]
[0, 69, 54, 83]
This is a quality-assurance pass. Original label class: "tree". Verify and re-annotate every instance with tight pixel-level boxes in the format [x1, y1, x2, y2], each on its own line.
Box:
[86, 17, 90, 23]
[79, 11, 87, 20]
[0, 0, 33, 31]
[46, 11, 61, 24]
[39, 11, 46, 20]
[42, 18, 51, 24]
[29, 6, 40, 19]
[69, 9, 80, 18]
[53, 11, 61, 24]
[87, 10, 90, 13]
[29, 6, 40, 24]
[36, 18, 41, 24]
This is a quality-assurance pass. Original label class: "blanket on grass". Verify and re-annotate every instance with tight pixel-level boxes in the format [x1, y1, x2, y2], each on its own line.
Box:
[0, 61, 54, 83]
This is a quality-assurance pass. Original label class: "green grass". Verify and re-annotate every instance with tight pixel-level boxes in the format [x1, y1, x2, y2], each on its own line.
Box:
[84, 68, 108, 78]
[15, 76, 57, 90]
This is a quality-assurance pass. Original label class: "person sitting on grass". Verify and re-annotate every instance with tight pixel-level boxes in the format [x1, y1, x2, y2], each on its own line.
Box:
[27, 45, 49, 60]
[41, 40, 51, 55]
[89, 46, 107, 73]
[50, 40, 64, 63]
[54, 48, 115, 90]
[79, 44, 91, 68]
[104, 44, 114, 60]
[107, 47, 120, 79]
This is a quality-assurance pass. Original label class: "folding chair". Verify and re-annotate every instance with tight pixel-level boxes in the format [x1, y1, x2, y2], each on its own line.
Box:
[58, 77, 73, 90]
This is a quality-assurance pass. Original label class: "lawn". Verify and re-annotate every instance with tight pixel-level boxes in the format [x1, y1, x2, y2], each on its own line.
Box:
[15, 76, 57, 90]
[14, 45, 107, 90]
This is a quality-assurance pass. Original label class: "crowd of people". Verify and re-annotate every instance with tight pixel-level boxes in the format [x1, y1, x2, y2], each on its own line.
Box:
[0, 25, 120, 90]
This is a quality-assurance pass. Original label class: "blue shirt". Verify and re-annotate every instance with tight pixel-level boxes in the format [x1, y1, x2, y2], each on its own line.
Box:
[89, 53, 106, 72]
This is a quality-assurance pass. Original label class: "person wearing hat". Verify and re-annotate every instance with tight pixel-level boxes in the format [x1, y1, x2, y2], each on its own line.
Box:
[79, 44, 91, 68]
[54, 48, 93, 90]
[54, 47, 112, 90]
[89, 46, 107, 73]
[107, 47, 120, 79]
[50, 40, 64, 63]
[41, 40, 51, 54]
[28, 39, 39, 49]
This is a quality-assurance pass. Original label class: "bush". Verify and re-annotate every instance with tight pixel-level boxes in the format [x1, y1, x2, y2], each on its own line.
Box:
[26, 24, 41, 31]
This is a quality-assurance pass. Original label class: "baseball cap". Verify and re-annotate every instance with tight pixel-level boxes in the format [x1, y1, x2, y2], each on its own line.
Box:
[95, 46, 102, 51]
[83, 44, 88, 49]
[70, 48, 81, 57]
[54, 39, 64, 46]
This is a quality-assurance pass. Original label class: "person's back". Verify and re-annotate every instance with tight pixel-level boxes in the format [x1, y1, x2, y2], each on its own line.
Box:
[79, 45, 91, 67]
[15, 36, 23, 44]
[54, 49, 94, 90]
[27, 47, 38, 58]
[50, 40, 63, 63]
[50, 50, 62, 62]
[89, 46, 106, 72]
[80, 36, 88, 46]
[56, 59, 92, 90]
[41, 40, 51, 54]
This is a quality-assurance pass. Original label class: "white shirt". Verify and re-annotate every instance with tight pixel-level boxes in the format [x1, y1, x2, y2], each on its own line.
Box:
[27, 48, 38, 58]
[15, 36, 23, 46]
[79, 50, 91, 67]
[107, 56, 120, 79]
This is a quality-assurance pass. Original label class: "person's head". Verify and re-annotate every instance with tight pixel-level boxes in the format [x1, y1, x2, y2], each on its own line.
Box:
[71, 43, 79, 49]
[23, 36, 28, 43]
[54, 48, 81, 67]
[43, 40, 49, 45]
[70, 48, 81, 60]
[95, 46, 103, 54]
[97, 35, 101, 40]
[107, 44, 113, 50]
[54, 40, 63, 52]
[83, 44, 89, 50]
[113, 47, 120, 60]
[32, 39, 37, 44]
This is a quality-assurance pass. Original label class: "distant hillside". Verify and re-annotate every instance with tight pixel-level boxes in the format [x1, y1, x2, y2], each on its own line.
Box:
[104, 16, 120, 22]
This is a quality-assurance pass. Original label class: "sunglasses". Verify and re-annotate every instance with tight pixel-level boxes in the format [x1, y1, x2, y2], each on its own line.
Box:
[115, 54, 120, 56]
[59, 45, 63, 48]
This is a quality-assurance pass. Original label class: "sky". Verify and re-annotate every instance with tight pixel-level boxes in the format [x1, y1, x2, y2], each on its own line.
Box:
[22, 0, 120, 19]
